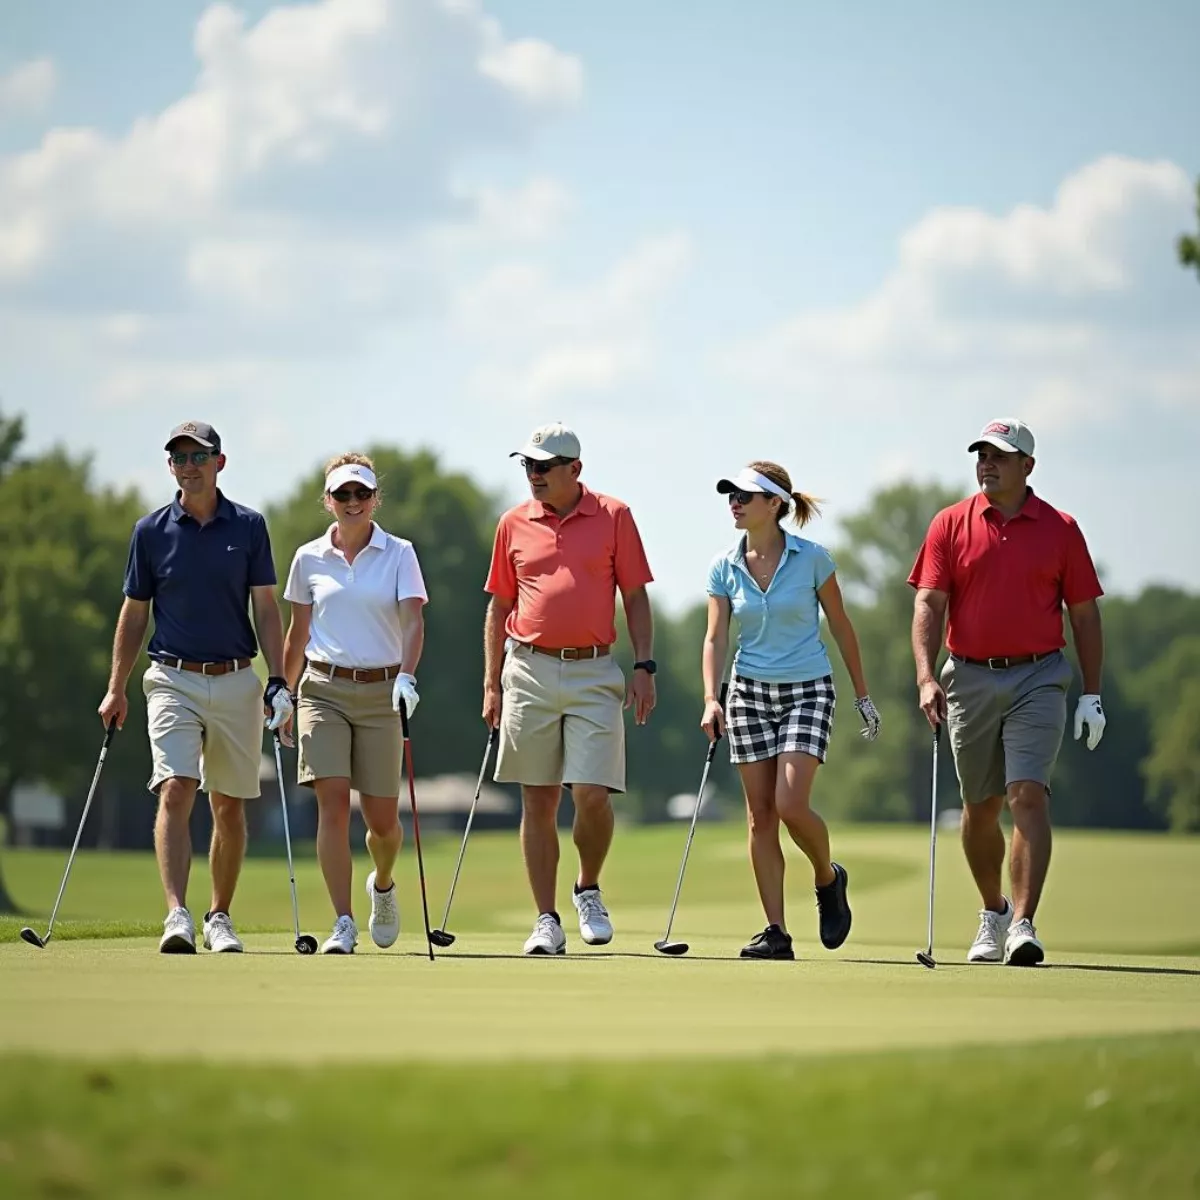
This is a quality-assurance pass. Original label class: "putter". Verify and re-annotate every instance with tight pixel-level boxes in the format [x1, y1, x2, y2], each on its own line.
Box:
[273, 733, 318, 955]
[429, 727, 499, 948]
[916, 724, 941, 969]
[399, 700, 435, 961]
[20, 719, 118, 949]
[654, 682, 729, 956]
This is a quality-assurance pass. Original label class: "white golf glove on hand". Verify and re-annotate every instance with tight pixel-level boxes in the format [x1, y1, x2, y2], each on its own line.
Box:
[1074, 694, 1106, 751]
[392, 672, 419, 718]
[263, 677, 294, 732]
[854, 695, 882, 741]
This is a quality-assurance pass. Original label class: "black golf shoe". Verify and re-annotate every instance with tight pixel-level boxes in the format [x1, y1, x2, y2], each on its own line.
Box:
[739, 924, 795, 960]
[816, 862, 852, 949]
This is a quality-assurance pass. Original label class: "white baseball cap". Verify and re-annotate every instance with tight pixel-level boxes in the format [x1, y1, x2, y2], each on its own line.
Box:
[968, 418, 1035, 457]
[325, 462, 378, 493]
[510, 421, 581, 462]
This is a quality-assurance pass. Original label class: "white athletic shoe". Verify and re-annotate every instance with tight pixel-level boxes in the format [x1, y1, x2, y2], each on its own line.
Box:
[159, 906, 196, 954]
[321, 915, 358, 955]
[572, 887, 613, 946]
[1004, 917, 1045, 967]
[523, 912, 566, 956]
[366, 869, 400, 948]
[967, 898, 1012, 963]
[202, 911, 244, 953]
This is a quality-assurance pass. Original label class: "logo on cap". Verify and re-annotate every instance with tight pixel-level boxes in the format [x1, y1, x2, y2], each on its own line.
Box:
[984, 422, 1011, 436]
[531, 432, 544, 445]
[182, 422, 197, 433]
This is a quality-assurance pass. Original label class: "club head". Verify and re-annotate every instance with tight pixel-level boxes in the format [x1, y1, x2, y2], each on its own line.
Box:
[916, 951, 936, 970]
[19, 927, 46, 948]
[295, 935, 318, 955]
[428, 929, 456, 948]
[654, 939, 689, 956]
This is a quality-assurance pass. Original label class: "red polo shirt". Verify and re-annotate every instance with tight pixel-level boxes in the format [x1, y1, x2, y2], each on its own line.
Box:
[485, 485, 654, 648]
[907, 490, 1103, 660]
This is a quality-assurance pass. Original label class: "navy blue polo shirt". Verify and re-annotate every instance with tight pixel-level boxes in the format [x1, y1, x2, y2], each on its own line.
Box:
[123, 491, 277, 662]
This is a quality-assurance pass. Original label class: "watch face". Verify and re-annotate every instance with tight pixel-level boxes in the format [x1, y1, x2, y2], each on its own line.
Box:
[636, 659, 657, 674]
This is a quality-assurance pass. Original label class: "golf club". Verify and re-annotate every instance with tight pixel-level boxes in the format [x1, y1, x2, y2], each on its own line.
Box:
[20, 718, 118, 949]
[273, 732, 318, 955]
[653, 681, 729, 956]
[916, 723, 941, 969]
[428, 726, 499, 948]
[399, 699, 435, 961]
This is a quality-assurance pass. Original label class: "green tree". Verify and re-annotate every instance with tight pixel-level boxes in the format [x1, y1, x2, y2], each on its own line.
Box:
[1179, 177, 1200, 280]
[1133, 636, 1200, 831]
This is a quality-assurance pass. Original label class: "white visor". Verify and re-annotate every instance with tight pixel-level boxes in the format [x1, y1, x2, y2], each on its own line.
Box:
[325, 463, 378, 493]
[716, 467, 793, 504]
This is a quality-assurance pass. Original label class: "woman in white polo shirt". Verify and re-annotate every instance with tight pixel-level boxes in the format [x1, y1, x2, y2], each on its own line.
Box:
[282, 453, 428, 954]
[701, 460, 881, 962]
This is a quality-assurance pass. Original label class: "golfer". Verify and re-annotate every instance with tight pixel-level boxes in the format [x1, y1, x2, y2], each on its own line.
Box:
[909, 418, 1105, 966]
[282, 455, 427, 955]
[701, 462, 881, 961]
[483, 422, 656, 955]
[99, 422, 292, 954]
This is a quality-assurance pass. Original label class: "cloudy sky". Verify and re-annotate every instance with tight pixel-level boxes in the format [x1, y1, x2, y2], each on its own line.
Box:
[2, 0, 1197, 611]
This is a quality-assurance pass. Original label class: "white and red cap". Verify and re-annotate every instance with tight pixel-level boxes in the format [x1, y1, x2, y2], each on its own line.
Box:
[969, 418, 1035, 456]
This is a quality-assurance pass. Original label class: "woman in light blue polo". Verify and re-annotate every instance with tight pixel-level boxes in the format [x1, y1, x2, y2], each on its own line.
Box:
[701, 460, 880, 961]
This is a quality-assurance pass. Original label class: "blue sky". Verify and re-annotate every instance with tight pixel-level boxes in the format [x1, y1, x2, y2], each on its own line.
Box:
[2, 0, 1197, 610]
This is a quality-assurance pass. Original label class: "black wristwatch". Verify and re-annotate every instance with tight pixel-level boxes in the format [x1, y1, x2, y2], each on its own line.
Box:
[633, 659, 657, 675]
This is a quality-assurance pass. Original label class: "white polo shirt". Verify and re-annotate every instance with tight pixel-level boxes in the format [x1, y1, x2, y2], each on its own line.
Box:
[284, 523, 428, 668]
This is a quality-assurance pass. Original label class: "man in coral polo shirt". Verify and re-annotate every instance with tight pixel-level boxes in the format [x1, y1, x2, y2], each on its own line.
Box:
[483, 422, 656, 955]
[909, 418, 1106, 967]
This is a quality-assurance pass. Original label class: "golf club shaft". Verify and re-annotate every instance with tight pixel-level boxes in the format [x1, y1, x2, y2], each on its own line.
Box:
[273, 734, 303, 942]
[399, 702, 435, 960]
[924, 725, 940, 954]
[436, 728, 497, 932]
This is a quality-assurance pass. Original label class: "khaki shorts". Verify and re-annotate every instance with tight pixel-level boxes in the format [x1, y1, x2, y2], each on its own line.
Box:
[143, 661, 264, 798]
[296, 668, 401, 798]
[495, 645, 626, 793]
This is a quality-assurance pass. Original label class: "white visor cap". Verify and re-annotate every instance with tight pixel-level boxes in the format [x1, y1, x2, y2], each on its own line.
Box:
[715, 467, 793, 504]
[325, 463, 378, 493]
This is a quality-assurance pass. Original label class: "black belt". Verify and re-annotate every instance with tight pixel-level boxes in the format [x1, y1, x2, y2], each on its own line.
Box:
[954, 652, 1054, 670]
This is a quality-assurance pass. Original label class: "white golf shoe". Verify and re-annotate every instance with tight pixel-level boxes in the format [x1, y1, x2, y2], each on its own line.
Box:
[159, 906, 196, 954]
[1004, 917, 1045, 966]
[321, 915, 359, 955]
[202, 911, 244, 953]
[967, 898, 1012, 963]
[366, 870, 400, 948]
[572, 886, 613, 946]
[523, 912, 566, 956]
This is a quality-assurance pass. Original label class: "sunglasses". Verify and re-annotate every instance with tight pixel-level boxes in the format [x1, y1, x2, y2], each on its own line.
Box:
[330, 488, 376, 503]
[169, 450, 214, 466]
[521, 456, 575, 476]
[727, 489, 760, 506]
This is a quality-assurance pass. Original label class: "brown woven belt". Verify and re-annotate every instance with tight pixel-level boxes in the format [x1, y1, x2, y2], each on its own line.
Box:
[954, 652, 1053, 670]
[528, 644, 611, 661]
[307, 659, 403, 683]
[153, 656, 252, 676]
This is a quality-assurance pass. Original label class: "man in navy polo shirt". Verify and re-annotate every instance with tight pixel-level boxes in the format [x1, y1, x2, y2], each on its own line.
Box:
[99, 422, 293, 954]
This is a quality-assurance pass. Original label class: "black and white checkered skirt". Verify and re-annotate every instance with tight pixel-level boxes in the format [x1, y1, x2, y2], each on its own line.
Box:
[726, 674, 836, 764]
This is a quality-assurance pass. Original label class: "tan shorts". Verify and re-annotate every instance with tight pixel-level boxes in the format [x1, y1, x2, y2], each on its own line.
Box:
[495, 645, 626, 792]
[296, 668, 401, 798]
[143, 661, 264, 798]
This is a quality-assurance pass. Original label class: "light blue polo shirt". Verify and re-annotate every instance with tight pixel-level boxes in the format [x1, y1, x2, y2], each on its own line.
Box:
[707, 534, 836, 684]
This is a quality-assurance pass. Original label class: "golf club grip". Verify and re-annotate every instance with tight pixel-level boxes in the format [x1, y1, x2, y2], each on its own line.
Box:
[102, 717, 118, 748]
[399, 697, 410, 738]
[704, 681, 731, 759]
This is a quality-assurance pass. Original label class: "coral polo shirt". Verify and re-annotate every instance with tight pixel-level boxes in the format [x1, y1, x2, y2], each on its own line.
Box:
[485, 485, 654, 648]
[907, 490, 1103, 660]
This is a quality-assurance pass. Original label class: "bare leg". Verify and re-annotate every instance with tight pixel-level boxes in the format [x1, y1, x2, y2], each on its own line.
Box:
[155, 777, 197, 911]
[774, 753, 833, 887]
[208, 793, 247, 915]
[1008, 781, 1052, 922]
[313, 778, 353, 918]
[961, 794, 1007, 912]
[738, 759, 786, 929]
[360, 793, 403, 891]
[571, 784, 614, 890]
[521, 785, 562, 915]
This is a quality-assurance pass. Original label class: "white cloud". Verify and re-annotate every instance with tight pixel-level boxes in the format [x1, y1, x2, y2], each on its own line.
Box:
[0, 58, 57, 117]
[478, 37, 584, 108]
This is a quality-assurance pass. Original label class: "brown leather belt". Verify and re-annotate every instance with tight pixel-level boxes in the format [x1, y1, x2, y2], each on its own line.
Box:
[528, 644, 611, 661]
[954, 652, 1053, 670]
[307, 659, 403, 683]
[153, 656, 252, 676]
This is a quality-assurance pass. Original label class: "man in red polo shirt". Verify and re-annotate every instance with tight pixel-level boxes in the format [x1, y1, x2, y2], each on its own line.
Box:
[909, 418, 1106, 966]
[483, 422, 656, 955]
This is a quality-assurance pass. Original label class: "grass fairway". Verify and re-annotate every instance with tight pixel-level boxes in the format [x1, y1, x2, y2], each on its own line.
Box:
[2, 824, 1198, 1196]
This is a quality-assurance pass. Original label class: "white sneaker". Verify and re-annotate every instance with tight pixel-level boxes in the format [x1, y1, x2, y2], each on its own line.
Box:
[321, 915, 358, 955]
[202, 911, 244, 953]
[159, 906, 196, 954]
[366, 869, 400, 948]
[522, 912, 566, 956]
[967, 898, 1012, 963]
[1004, 917, 1045, 966]
[572, 886, 613, 946]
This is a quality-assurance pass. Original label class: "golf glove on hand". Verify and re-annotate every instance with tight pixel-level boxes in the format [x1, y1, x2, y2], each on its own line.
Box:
[1074, 694, 1105, 750]
[854, 695, 882, 741]
[264, 677, 294, 732]
[392, 672, 419, 718]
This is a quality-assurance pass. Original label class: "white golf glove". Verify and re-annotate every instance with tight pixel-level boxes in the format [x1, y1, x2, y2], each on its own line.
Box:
[854, 695, 882, 741]
[1073, 694, 1105, 751]
[263, 678, 294, 732]
[392, 672, 419, 718]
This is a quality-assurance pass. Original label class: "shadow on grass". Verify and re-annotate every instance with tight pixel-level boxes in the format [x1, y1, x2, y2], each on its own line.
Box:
[1043, 962, 1200, 979]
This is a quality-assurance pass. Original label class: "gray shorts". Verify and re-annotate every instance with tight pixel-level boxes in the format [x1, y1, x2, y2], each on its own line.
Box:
[942, 651, 1074, 804]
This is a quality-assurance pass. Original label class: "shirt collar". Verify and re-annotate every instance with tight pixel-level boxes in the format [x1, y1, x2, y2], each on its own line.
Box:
[732, 531, 804, 566]
[973, 488, 1041, 522]
[171, 490, 233, 524]
[524, 482, 599, 522]
[318, 521, 387, 555]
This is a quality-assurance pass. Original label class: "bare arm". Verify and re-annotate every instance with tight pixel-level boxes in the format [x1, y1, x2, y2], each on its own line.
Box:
[250, 585, 286, 678]
[701, 595, 731, 701]
[282, 602, 312, 692]
[621, 585, 654, 662]
[482, 595, 514, 726]
[98, 597, 151, 729]
[1067, 599, 1103, 694]
[817, 573, 869, 697]
[398, 598, 425, 676]
[912, 587, 949, 727]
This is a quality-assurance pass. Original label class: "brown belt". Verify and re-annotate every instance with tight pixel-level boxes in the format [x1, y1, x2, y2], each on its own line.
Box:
[153, 656, 252, 676]
[528, 644, 611, 662]
[307, 659, 403, 683]
[954, 652, 1053, 670]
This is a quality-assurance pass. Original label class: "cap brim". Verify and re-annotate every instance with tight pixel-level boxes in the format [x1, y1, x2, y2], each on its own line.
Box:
[968, 436, 1021, 454]
[510, 446, 558, 461]
[165, 435, 217, 450]
[716, 476, 765, 495]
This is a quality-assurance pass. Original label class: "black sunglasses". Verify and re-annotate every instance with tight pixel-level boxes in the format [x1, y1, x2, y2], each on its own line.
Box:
[521, 456, 575, 476]
[726, 489, 760, 506]
[330, 487, 376, 503]
[169, 450, 214, 466]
